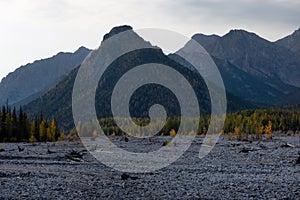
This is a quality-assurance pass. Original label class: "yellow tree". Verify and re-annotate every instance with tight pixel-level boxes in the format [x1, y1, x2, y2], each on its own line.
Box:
[50, 117, 58, 141]
[39, 120, 47, 141]
[169, 129, 176, 137]
[265, 121, 273, 138]
[46, 127, 52, 141]
[234, 127, 241, 140]
[255, 125, 264, 141]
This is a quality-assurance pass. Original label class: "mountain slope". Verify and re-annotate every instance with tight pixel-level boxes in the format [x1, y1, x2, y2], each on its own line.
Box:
[24, 26, 253, 131]
[276, 28, 300, 56]
[23, 26, 300, 131]
[174, 29, 300, 106]
[193, 29, 300, 87]
[0, 46, 91, 106]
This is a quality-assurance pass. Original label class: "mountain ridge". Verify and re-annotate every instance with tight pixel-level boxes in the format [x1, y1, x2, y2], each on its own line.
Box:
[184, 28, 300, 105]
[3, 25, 300, 131]
[0, 46, 91, 106]
[24, 26, 255, 131]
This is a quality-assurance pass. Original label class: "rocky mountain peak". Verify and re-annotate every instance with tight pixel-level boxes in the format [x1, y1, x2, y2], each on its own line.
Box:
[224, 29, 263, 42]
[102, 25, 133, 42]
[75, 46, 90, 53]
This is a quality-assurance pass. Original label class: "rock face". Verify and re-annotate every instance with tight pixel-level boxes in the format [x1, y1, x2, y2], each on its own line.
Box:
[193, 29, 300, 81]
[174, 28, 300, 105]
[0, 46, 91, 106]
[276, 28, 300, 56]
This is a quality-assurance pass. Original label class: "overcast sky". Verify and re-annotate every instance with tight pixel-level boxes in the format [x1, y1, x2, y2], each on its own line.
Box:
[0, 0, 299, 79]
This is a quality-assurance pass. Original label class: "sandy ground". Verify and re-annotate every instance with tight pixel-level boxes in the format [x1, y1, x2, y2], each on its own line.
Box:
[0, 136, 299, 199]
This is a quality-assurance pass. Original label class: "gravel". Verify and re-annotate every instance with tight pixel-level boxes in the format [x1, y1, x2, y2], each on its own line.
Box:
[0, 136, 299, 199]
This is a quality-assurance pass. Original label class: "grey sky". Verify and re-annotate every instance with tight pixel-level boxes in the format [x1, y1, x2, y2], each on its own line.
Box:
[0, 0, 299, 79]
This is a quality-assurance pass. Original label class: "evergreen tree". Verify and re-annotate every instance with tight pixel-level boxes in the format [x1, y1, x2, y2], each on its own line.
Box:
[0, 106, 7, 141]
[39, 120, 47, 142]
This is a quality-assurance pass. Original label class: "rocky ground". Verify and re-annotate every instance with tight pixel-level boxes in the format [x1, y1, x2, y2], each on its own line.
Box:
[0, 136, 299, 199]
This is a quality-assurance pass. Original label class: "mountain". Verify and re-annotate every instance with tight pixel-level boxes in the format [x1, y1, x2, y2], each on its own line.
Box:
[0, 46, 91, 106]
[173, 29, 300, 106]
[23, 26, 300, 131]
[102, 25, 133, 41]
[24, 25, 253, 131]
[276, 28, 300, 56]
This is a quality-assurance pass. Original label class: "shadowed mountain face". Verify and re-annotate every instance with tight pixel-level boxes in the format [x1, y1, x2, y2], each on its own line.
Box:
[24, 26, 253, 131]
[0, 47, 91, 107]
[176, 29, 300, 106]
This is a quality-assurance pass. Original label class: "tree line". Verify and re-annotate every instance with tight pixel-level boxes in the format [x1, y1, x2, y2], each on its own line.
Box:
[222, 106, 300, 140]
[1, 104, 299, 142]
[79, 105, 300, 139]
[0, 106, 61, 142]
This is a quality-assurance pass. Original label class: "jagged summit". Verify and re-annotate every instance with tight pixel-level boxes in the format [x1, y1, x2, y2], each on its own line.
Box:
[192, 33, 220, 39]
[102, 25, 133, 42]
[191, 33, 220, 42]
[75, 46, 90, 53]
[227, 29, 256, 35]
[223, 29, 265, 42]
[192, 29, 261, 41]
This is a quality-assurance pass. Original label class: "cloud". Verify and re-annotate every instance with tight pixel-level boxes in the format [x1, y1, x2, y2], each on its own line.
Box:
[165, 0, 300, 24]
[0, 0, 299, 79]
[158, 0, 300, 38]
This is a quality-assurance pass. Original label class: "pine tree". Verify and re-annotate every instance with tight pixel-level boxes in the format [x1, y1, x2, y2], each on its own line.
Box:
[39, 120, 47, 142]
[18, 106, 24, 141]
[34, 116, 40, 141]
[29, 121, 37, 143]
[0, 106, 6, 141]
[50, 117, 59, 141]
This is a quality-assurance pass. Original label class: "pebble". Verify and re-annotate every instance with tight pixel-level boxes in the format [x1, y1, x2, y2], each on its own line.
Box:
[0, 136, 299, 199]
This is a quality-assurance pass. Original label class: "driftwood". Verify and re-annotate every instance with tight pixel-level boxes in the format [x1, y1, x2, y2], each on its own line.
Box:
[121, 173, 138, 180]
[65, 150, 84, 162]
[231, 143, 242, 147]
[280, 143, 295, 148]
[239, 145, 262, 153]
[18, 146, 24, 152]
[47, 148, 56, 154]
